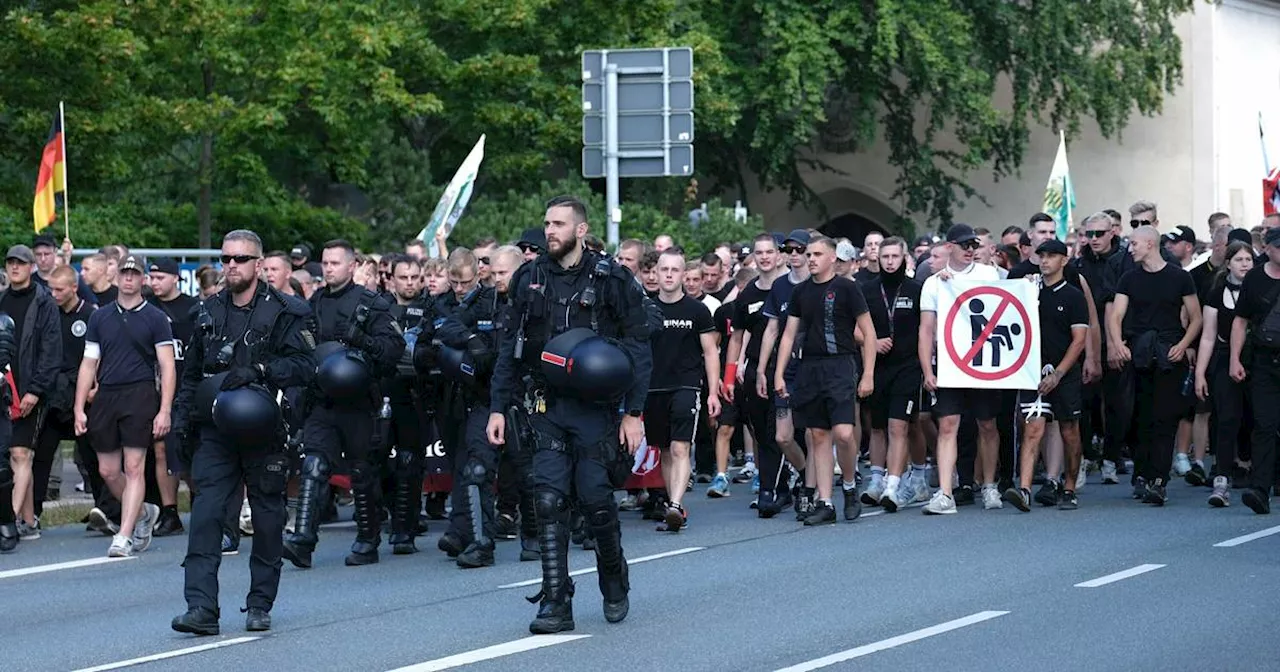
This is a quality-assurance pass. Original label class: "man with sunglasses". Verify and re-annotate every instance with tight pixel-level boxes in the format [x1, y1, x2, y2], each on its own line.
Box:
[473, 237, 498, 287]
[171, 230, 316, 636]
[283, 240, 403, 569]
[518, 229, 546, 263]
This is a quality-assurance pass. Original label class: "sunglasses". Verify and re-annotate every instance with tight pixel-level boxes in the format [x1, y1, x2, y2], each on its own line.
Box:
[478, 257, 491, 265]
[220, 254, 260, 265]
[1084, 230, 1109, 239]
[957, 240, 981, 251]
[782, 245, 806, 254]
[518, 245, 540, 253]
[1129, 219, 1153, 228]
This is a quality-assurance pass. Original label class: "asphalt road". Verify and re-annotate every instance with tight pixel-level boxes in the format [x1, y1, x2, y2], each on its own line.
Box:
[3, 473, 1278, 672]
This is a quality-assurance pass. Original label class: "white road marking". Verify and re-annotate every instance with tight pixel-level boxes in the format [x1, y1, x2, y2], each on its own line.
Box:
[497, 546, 705, 589]
[1074, 563, 1166, 588]
[68, 637, 260, 672]
[1214, 525, 1280, 548]
[385, 634, 590, 672]
[0, 556, 136, 580]
[772, 611, 1010, 672]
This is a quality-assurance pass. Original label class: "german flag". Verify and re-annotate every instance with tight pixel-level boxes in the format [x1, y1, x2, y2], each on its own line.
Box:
[33, 111, 65, 233]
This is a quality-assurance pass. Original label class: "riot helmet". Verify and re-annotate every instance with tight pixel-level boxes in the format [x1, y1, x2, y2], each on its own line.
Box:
[314, 341, 371, 400]
[539, 328, 634, 401]
[213, 384, 281, 445]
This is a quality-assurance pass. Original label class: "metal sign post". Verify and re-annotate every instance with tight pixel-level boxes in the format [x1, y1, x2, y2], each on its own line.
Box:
[583, 47, 695, 249]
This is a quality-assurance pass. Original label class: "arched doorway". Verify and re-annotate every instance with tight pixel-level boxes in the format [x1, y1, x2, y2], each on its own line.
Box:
[819, 213, 887, 247]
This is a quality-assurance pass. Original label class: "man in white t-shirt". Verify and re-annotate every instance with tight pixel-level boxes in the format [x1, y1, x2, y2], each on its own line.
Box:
[917, 224, 1003, 515]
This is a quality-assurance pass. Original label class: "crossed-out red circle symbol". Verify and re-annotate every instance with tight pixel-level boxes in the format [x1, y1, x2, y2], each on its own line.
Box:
[942, 286, 1033, 382]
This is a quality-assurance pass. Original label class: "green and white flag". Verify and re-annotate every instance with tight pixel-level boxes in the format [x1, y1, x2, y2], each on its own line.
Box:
[418, 134, 486, 258]
[1043, 130, 1075, 241]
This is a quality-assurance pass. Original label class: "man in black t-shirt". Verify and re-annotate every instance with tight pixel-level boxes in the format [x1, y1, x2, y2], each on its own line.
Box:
[645, 251, 721, 532]
[1005, 241, 1089, 512]
[775, 236, 876, 525]
[1107, 226, 1200, 505]
[83, 253, 119, 307]
[75, 255, 176, 557]
[860, 237, 928, 512]
[1230, 226, 1280, 514]
[148, 258, 200, 536]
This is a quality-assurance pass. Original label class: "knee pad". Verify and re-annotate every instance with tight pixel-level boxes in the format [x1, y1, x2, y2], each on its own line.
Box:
[351, 464, 379, 491]
[534, 490, 568, 522]
[585, 503, 616, 529]
[461, 459, 488, 487]
[395, 448, 419, 472]
[300, 454, 331, 481]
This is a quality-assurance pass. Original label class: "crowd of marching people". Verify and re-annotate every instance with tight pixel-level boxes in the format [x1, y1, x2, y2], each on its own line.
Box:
[2, 201, 1279, 572]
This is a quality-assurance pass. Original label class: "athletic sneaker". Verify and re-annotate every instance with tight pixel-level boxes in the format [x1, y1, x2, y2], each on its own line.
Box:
[133, 503, 160, 553]
[1101, 460, 1119, 484]
[88, 507, 120, 536]
[1173, 452, 1191, 477]
[1143, 478, 1168, 506]
[222, 533, 240, 555]
[239, 499, 254, 536]
[1034, 480, 1060, 507]
[751, 473, 759, 495]
[108, 534, 134, 558]
[17, 519, 40, 541]
[1132, 476, 1147, 500]
[880, 482, 900, 513]
[1004, 487, 1031, 512]
[954, 485, 975, 507]
[706, 473, 731, 498]
[618, 493, 640, 511]
[861, 476, 885, 506]
[923, 491, 957, 515]
[732, 462, 757, 484]
[1242, 488, 1271, 515]
[1185, 462, 1208, 487]
[842, 488, 862, 521]
[804, 501, 837, 526]
[1208, 476, 1230, 508]
[1076, 460, 1089, 491]
[695, 473, 713, 484]
[1058, 490, 1079, 510]
[906, 477, 931, 504]
[981, 484, 1003, 510]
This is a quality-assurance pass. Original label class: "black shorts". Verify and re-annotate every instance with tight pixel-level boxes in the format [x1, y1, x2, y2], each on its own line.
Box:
[644, 389, 701, 448]
[10, 404, 47, 449]
[868, 361, 922, 429]
[1016, 368, 1084, 422]
[932, 386, 1001, 421]
[718, 388, 744, 428]
[88, 381, 159, 453]
[793, 356, 859, 430]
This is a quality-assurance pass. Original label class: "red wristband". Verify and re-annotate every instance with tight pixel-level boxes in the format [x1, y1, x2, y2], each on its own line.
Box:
[723, 363, 737, 388]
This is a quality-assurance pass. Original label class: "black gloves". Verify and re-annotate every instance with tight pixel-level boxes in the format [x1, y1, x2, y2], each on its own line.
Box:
[221, 365, 262, 390]
[466, 335, 490, 360]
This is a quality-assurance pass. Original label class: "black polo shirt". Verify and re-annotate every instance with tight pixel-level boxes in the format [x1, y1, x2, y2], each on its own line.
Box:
[1039, 278, 1089, 368]
[59, 299, 95, 375]
[84, 299, 173, 386]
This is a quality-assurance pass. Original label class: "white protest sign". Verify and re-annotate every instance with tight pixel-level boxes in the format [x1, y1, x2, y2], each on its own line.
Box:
[936, 279, 1040, 389]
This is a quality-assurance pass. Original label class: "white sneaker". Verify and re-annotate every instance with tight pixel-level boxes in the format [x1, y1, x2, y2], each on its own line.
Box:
[1173, 452, 1192, 477]
[880, 482, 899, 511]
[1076, 460, 1089, 492]
[1101, 460, 1119, 484]
[907, 477, 931, 504]
[239, 498, 254, 536]
[132, 503, 159, 553]
[982, 484, 1003, 510]
[108, 534, 134, 558]
[923, 491, 957, 515]
[861, 475, 885, 505]
[618, 494, 640, 511]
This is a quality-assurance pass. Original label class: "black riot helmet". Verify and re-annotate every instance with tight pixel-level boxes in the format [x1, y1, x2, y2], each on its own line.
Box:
[437, 344, 477, 385]
[539, 328, 634, 401]
[192, 372, 230, 423]
[213, 384, 281, 445]
[314, 341, 371, 400]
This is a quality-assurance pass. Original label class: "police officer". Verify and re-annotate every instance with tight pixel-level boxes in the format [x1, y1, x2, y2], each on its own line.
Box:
[436, 248, 506, 568]
[170, 230, 316, 636]
[486, 196, 653, 634]
[383, 253, 434, 554]
[283, 239, 403, 568]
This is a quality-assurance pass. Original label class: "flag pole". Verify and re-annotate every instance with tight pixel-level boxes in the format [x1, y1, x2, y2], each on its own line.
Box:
[1062, 130, 1072, 234]
[59, 101, 69, 241]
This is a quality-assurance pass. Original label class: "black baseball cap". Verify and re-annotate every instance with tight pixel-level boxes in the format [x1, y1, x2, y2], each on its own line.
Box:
[1228, 228, 1254, 246]
[1163, 225, 1196, 245]
[1036, 239, 1069, 257]
[32, 234, 56, 250]
[1266, 227, 1280, 247]
[148, 257, 180, 276]
[518, 228, 546, 251]
[118, 255, 145, 274]
[945, 223, 978, 244]
[5, 245, 34, 264]
[290, 244, 311, 260]
[304, 261, 322, 279]
[783, 229, 811, 247]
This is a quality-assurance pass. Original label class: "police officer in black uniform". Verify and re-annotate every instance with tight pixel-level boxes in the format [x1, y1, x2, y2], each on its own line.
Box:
[283, 239, 403, 568]
[170, 230, 316, 636]
[486, 196, 653, 634]
[383, 253, 434, 554]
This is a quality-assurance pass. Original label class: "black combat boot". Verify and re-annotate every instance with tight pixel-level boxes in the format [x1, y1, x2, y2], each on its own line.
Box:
[0, 521, 17, 553]
[527, 518, 574, 634]
[457, 485, 495, 569]
[588, 507, 630, 624]
[388, 475, 420, 555]
[282, 456, 328, 569]
[345, 479, 381, 566]
[171, 607, 220, 636]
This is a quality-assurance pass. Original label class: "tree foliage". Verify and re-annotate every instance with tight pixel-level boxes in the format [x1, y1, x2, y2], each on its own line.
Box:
[0, 0, 1198, 246]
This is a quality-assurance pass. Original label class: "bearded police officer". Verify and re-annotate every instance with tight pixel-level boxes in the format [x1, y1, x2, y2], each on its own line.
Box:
[486, 196, 653, 634]
[170, 230, 316, 636]
[284, 239, 403, 568]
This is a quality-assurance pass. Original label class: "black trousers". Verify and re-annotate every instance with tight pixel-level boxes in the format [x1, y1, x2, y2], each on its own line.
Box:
[34, 414, 97, 518]
[1248, 350, 1280, 493]
[741, 376, 786, 494]
[447, 405, 499, 543]
[1210, 349, 1251, 479]
[0, 412, 13, 526]
[1102, 365, 1134, 466]
[530, 398, 620, 514]
[1133, 365, 1190, 483]
[693, 387, 715, 475]
[183, 426, 287, 614]
[995, 390, 1017, 485]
